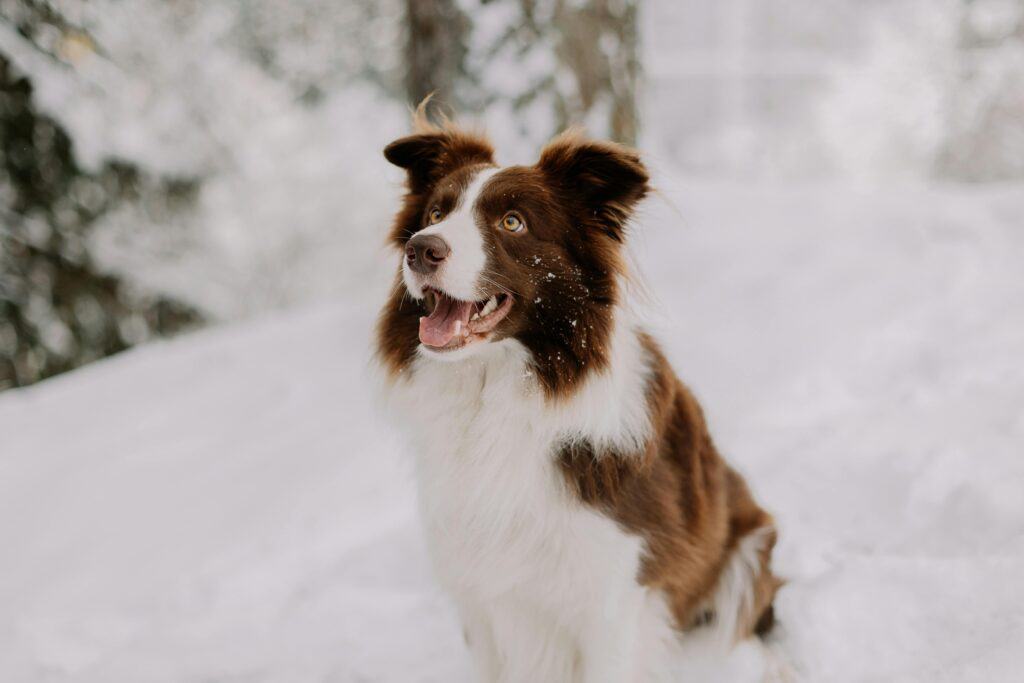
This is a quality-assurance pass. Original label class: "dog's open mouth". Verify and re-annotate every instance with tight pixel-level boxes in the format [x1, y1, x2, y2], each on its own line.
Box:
[419, 287, 513, 351]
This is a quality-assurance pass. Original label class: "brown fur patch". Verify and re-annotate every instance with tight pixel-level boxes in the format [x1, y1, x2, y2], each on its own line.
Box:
[536, 129, 649, 244]
[467, 159, 633, 397]
[557, 334, 781, 639]
[375, 273, 423, 378]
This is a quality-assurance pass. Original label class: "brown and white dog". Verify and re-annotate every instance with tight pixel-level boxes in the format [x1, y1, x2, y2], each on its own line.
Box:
[376, 111, 781, 682]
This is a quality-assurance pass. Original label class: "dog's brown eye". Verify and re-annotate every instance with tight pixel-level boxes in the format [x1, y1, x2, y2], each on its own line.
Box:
[501, 213, 525, 233]
[428, 207, 444, 224]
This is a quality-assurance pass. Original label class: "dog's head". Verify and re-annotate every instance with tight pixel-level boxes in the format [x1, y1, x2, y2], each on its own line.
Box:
[377, 118, 648, 397]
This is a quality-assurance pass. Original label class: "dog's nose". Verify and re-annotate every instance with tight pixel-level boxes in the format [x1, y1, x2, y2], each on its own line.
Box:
[406, 234, 450, 274]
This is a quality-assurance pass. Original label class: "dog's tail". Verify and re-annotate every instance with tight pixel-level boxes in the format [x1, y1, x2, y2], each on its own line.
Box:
[705, 467, 783, 644]
[709, 524, 782, 643]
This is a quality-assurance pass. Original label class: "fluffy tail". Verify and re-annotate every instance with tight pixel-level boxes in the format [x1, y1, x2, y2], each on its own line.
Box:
[704, 465, 783, 644]
[707, 524, 782, 643]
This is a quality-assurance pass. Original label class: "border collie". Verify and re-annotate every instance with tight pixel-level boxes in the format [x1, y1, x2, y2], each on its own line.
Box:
[376, 111, 781, 682]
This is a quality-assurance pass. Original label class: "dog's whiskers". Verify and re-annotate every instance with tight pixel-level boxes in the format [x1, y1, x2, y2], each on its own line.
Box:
[479, 274, 520, 299]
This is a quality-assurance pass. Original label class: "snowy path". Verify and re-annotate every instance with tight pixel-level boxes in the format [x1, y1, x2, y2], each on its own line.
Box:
[2, 180, 1022, 682]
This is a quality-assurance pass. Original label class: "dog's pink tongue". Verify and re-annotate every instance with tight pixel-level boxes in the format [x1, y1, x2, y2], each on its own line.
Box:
[420, 295, 473, 347]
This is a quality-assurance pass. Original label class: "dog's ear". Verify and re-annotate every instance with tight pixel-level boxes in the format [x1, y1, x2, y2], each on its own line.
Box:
[384, 130, 494, 195]
[537, 131, 649, 241]
[383, 134, 445, 193]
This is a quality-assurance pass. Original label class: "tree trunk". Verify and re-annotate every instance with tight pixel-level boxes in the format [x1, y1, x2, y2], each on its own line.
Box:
[551, 0, 641, 145]
[403, 0, 471, 108]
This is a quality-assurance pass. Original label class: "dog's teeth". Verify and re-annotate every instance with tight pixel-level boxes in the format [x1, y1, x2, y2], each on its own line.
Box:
[470, 312, 480, 321]
[481, 297, 497, 316]
[454, 320, 462, 335]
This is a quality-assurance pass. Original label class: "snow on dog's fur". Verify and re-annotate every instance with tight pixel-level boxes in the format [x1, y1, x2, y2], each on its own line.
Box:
[376, 108, 781, 681]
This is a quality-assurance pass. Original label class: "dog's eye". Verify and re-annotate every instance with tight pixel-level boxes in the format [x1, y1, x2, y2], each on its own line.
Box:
[428, 207, 444, 224]
[501, 213, 525, 233]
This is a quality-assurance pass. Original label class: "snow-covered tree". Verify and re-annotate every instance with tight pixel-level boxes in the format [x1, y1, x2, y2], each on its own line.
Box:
[0, 48, 200, 389]
[399, 0, 640, 149]
[468, 0, 640, 146]
[0, 0, 406, 389]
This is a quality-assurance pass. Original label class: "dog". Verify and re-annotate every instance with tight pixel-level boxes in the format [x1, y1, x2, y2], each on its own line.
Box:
[376, 110, 781, 682]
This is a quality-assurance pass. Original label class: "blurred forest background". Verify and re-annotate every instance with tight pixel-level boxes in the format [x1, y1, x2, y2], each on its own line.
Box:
[1, 0, 1023, 391]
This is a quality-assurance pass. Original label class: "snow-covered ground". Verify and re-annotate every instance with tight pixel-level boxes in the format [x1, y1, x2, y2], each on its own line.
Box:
[2, 176, 1023, 682]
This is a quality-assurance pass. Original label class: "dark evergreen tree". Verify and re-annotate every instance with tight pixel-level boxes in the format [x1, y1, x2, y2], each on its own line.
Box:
[0, 50, 200, 390]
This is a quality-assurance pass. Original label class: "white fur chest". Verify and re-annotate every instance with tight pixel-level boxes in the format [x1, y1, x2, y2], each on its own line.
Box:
[389, 331, 653, 606]
[402, 346, 586, 600]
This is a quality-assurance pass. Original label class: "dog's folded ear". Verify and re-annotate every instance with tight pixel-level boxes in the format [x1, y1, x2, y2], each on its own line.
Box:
[537, 131, 649, 241]
[384, 130, 494, 195]
[383, 134, 445, 191]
